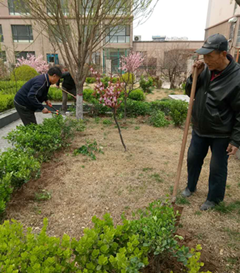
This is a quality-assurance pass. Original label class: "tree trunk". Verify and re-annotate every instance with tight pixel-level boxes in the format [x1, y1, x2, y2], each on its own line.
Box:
[76, 83, 84, 120]
[124, 93, 127, 123]
[113, 109, 126, 151]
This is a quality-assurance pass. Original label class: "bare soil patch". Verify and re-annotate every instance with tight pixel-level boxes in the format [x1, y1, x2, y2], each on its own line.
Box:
[5, 117, 240, 272]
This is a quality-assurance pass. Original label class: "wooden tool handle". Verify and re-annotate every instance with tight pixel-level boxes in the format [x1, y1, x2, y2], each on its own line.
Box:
[172, 59, 199, 203]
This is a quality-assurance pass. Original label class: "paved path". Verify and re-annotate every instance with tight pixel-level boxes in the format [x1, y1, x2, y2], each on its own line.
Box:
[0, 112, 52, 152]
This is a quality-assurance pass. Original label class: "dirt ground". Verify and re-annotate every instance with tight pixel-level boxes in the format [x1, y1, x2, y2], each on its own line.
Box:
[4, 90, 240, 272]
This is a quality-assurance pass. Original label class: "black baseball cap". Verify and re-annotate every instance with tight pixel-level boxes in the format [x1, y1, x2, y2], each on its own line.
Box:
[196, 33, 228, 55]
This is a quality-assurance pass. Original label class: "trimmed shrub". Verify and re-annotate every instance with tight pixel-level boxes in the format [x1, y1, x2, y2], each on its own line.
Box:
[0, 94, 14, 112]
[0, 200, 211, 272]
[83, 88, 95, 102]
[101, 76, 118, 88]
[10, 65, 38, 81]
[128, 89, 145, 101]
[119, 99, 151, 117]
[85, 77, 96, 84]
[149, 110, 170, 127]
[1, 115, 85, 215]
[169, 100, 188, 126]
[0, 81, 26, 93]
[0, 148, 41, 189]
[152, 76, 162, 89]
[140, 76, 154, 93]
[48, 87, 73, 101]
[121, 73, 135, 84]
[150, 100, 173, 115]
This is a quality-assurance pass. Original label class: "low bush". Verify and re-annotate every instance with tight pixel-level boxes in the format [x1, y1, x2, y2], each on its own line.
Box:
[0, 115, 85, 216]
[83, 88, 95, 102]
[140, 76, 154, 93]
[6, 115, 84, 160]
[0, 81, 26, 93]
[150, 100, 173, 115]
[128, 89, 145, 101]
[149, 110, 170, 127]
[0, 149, 41, 214]
[169, 100, 188, 126]
[10, 65, 38, 81]
[152, 76, 162, 89]
[48, 87, 73, 101]
[0, 94, 14, 112]
[101, 76, 118, 88]
[0, 200, 211, 272]
[119, 100, 151, 117]
[85, 77, 96, 84]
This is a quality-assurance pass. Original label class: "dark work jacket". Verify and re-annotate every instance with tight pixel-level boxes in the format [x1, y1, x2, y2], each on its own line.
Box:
[185, 57, 240, 148]
[56, 72, 76, 90]
[14, 74, 50, 111]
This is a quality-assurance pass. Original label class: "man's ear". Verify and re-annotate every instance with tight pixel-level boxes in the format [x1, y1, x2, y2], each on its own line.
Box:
[221, 51, 228, 58]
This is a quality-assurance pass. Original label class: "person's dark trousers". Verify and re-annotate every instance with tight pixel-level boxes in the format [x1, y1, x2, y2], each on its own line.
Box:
[187, 130, 230, 203]
[14, 101, 37, 126]
[62, 88, 76, 113]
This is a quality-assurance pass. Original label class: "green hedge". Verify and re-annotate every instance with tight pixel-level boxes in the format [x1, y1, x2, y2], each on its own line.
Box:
[0, 94, 14, 112]
[0, 81, 26, 93]
[0, 115, 85, 215]
[0, 200, 211, 272]
[85, 77, 96, 84]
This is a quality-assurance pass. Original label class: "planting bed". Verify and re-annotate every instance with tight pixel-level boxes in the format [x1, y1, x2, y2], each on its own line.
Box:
[4, 117, 240, 272]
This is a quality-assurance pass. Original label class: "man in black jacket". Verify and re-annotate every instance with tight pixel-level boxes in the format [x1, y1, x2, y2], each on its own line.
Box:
[56, 68, 76, 113]
[14, 66, 62, 126]
[182, 33, 240, 210]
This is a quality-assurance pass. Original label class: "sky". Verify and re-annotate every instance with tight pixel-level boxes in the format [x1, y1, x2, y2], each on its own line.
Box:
[133, 0, 209, 41]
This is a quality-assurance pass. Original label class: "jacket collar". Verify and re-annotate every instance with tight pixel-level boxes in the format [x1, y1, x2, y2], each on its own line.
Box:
[45, 74, 50, 87]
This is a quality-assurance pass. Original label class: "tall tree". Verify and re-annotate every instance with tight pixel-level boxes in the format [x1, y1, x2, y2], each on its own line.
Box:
[14, 0, 158, 119]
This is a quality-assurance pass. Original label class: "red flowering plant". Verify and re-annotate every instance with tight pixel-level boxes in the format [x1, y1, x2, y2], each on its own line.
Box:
[91, 67, 127, 151]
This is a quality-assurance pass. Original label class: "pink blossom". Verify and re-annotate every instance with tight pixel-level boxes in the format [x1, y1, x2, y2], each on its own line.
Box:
[120, 52, 144, 74]
[16, 54, 49, 74]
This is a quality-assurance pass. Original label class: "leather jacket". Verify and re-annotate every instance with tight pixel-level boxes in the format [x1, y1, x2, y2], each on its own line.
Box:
[185, 57, 240, 148]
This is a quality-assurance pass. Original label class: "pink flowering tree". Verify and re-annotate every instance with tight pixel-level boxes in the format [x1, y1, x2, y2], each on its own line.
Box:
[16, 54, 49, 74]
[120, 52, 144, 120]
[91, 67, 127, 151]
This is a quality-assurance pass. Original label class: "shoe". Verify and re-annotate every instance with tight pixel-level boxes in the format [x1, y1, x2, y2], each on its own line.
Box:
[200, 200, 216, 211]
[181, 187, 194, 198]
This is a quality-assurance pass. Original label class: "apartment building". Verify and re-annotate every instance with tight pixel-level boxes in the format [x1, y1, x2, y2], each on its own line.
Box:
[205, 0, 240, 58]
[0, 0, 133, 72]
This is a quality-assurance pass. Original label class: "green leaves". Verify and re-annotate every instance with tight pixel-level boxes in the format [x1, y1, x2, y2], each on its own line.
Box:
[0, 201, 211, 273]
[0, 115, 85, 217]
[73, 140, 103, 160]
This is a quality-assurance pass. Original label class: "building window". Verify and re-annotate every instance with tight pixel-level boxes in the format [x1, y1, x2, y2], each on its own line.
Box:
[47, 0, 69, 15]
[0, 51, 6, 62]
[106, 25, 130, 43]
[15, 51, 35, 61]
[0, 25, 3, 42]
[103, 48, 129, 73]
[11, 25, 33, 42]
[46, 54, 59, 64]
[8, 0, 29, 15]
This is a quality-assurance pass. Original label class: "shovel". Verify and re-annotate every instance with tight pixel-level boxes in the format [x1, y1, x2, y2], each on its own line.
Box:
[171, 57, 199, 225]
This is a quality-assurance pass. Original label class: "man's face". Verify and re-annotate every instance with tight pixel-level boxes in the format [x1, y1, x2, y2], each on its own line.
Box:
[50, 74, 61, 84]
[203, 50, 226, 71]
